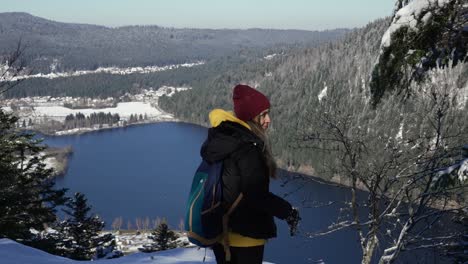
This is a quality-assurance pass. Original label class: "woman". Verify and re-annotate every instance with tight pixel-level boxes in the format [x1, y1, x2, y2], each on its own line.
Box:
[200, 84, 300, 264]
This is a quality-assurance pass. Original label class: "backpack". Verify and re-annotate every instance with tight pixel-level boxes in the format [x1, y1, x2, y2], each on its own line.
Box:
[184, 160, 224, 247]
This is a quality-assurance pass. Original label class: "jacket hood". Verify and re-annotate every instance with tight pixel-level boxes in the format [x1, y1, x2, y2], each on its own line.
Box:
[208, 109, 250, 130]
[201, 109, 262, 163]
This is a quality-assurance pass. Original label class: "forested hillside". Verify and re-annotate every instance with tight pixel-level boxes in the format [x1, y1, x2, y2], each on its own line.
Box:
[160, 0, 467, 180]
[0, 12, 348, 73]
[159, 18, 391, 174]
[3, 47, 286, 98]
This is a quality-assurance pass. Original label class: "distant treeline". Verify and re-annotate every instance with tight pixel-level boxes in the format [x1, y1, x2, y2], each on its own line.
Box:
[64, 112, 120, 129]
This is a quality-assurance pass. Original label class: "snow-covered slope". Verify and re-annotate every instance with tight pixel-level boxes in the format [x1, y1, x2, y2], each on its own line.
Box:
[0, 239, 275, 264]
[0, 239, 214, 264]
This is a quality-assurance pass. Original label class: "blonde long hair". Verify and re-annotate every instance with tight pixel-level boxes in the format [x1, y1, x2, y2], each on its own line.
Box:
[246, 119, 277, 179]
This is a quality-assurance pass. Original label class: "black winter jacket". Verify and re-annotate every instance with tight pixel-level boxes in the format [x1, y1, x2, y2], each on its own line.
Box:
[201, 120, 292, 239]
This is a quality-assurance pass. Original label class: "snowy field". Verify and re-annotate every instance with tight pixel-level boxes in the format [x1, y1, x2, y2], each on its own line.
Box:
[32, 102, 172, 120]
[0, 239, 275, 264]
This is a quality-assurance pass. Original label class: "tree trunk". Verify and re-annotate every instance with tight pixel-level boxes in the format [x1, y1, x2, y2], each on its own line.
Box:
[362, 234, 378, 264]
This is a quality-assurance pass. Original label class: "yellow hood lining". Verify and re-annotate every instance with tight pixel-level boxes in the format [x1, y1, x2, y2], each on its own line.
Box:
[208, 109, 251, 130]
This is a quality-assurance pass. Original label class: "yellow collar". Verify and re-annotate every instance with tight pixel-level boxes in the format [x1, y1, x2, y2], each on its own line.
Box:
[208, 109, 251, 130]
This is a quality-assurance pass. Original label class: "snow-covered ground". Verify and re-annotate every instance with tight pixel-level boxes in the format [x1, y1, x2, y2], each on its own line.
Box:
[0, 86, 191, 135]
[113, 231, 190, 254]
[32, 102, 170, 121]
[0, 238, 216, 264]
[0, 239, 275, 264]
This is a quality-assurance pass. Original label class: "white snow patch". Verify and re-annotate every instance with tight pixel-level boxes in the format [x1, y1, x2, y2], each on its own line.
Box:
[155, 86, 191, 97]
[421, 12, 432, 24]
[55, 127, 96, 136]
[318, 86, 328, 101]
[396, 122, 404, 141]
[458, 159, 468, 182]
[264, 54, 277, 60]
[459, 80, 468, 109]
[42, 157, 59, 171]
[1, 106, 12, 112]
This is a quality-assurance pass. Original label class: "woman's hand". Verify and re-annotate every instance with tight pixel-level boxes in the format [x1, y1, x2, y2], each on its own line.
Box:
[286, 207, 301, 236]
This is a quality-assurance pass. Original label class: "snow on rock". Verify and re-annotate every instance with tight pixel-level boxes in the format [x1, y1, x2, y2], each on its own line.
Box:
[381, 0, 451, 48]
[0, 239, 275, 264]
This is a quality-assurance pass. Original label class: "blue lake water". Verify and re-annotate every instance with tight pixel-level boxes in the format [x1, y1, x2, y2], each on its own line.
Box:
[41, 122, 368, 264]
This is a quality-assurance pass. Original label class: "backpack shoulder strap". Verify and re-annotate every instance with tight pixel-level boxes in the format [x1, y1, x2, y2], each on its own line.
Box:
[222, 193, 244, 262]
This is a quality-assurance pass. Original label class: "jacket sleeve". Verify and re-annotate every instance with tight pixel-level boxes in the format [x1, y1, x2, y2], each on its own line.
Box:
[236, 145, 292, 220]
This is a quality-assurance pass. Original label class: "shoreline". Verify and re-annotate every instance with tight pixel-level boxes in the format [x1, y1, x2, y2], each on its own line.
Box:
[283, 166, 464, 210]
[42, 145, 73, 177]
[33, 118, 208, 137]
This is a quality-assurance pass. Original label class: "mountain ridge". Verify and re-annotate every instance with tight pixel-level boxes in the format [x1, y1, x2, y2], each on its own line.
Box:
[0, 12, 349, 73]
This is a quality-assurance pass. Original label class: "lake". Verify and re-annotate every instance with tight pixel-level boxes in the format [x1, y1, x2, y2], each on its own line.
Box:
[41, 122, 400, 264]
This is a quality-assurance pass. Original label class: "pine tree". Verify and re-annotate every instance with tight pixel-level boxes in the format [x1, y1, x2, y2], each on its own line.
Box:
[139, 220, 177, 252]
[151, 221, 177, 250]
[58, 192, 114, 260]
[0, 109, 67, 241]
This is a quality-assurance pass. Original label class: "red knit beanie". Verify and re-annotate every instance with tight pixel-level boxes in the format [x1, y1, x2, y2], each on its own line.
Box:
[233, 84, 270, 122]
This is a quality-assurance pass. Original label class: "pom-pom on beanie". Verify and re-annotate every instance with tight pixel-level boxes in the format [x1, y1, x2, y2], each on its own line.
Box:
[233, 84, 270, 122]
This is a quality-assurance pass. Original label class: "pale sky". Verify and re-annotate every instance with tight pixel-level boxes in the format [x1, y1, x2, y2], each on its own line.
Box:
[0, 0, 394, 30]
